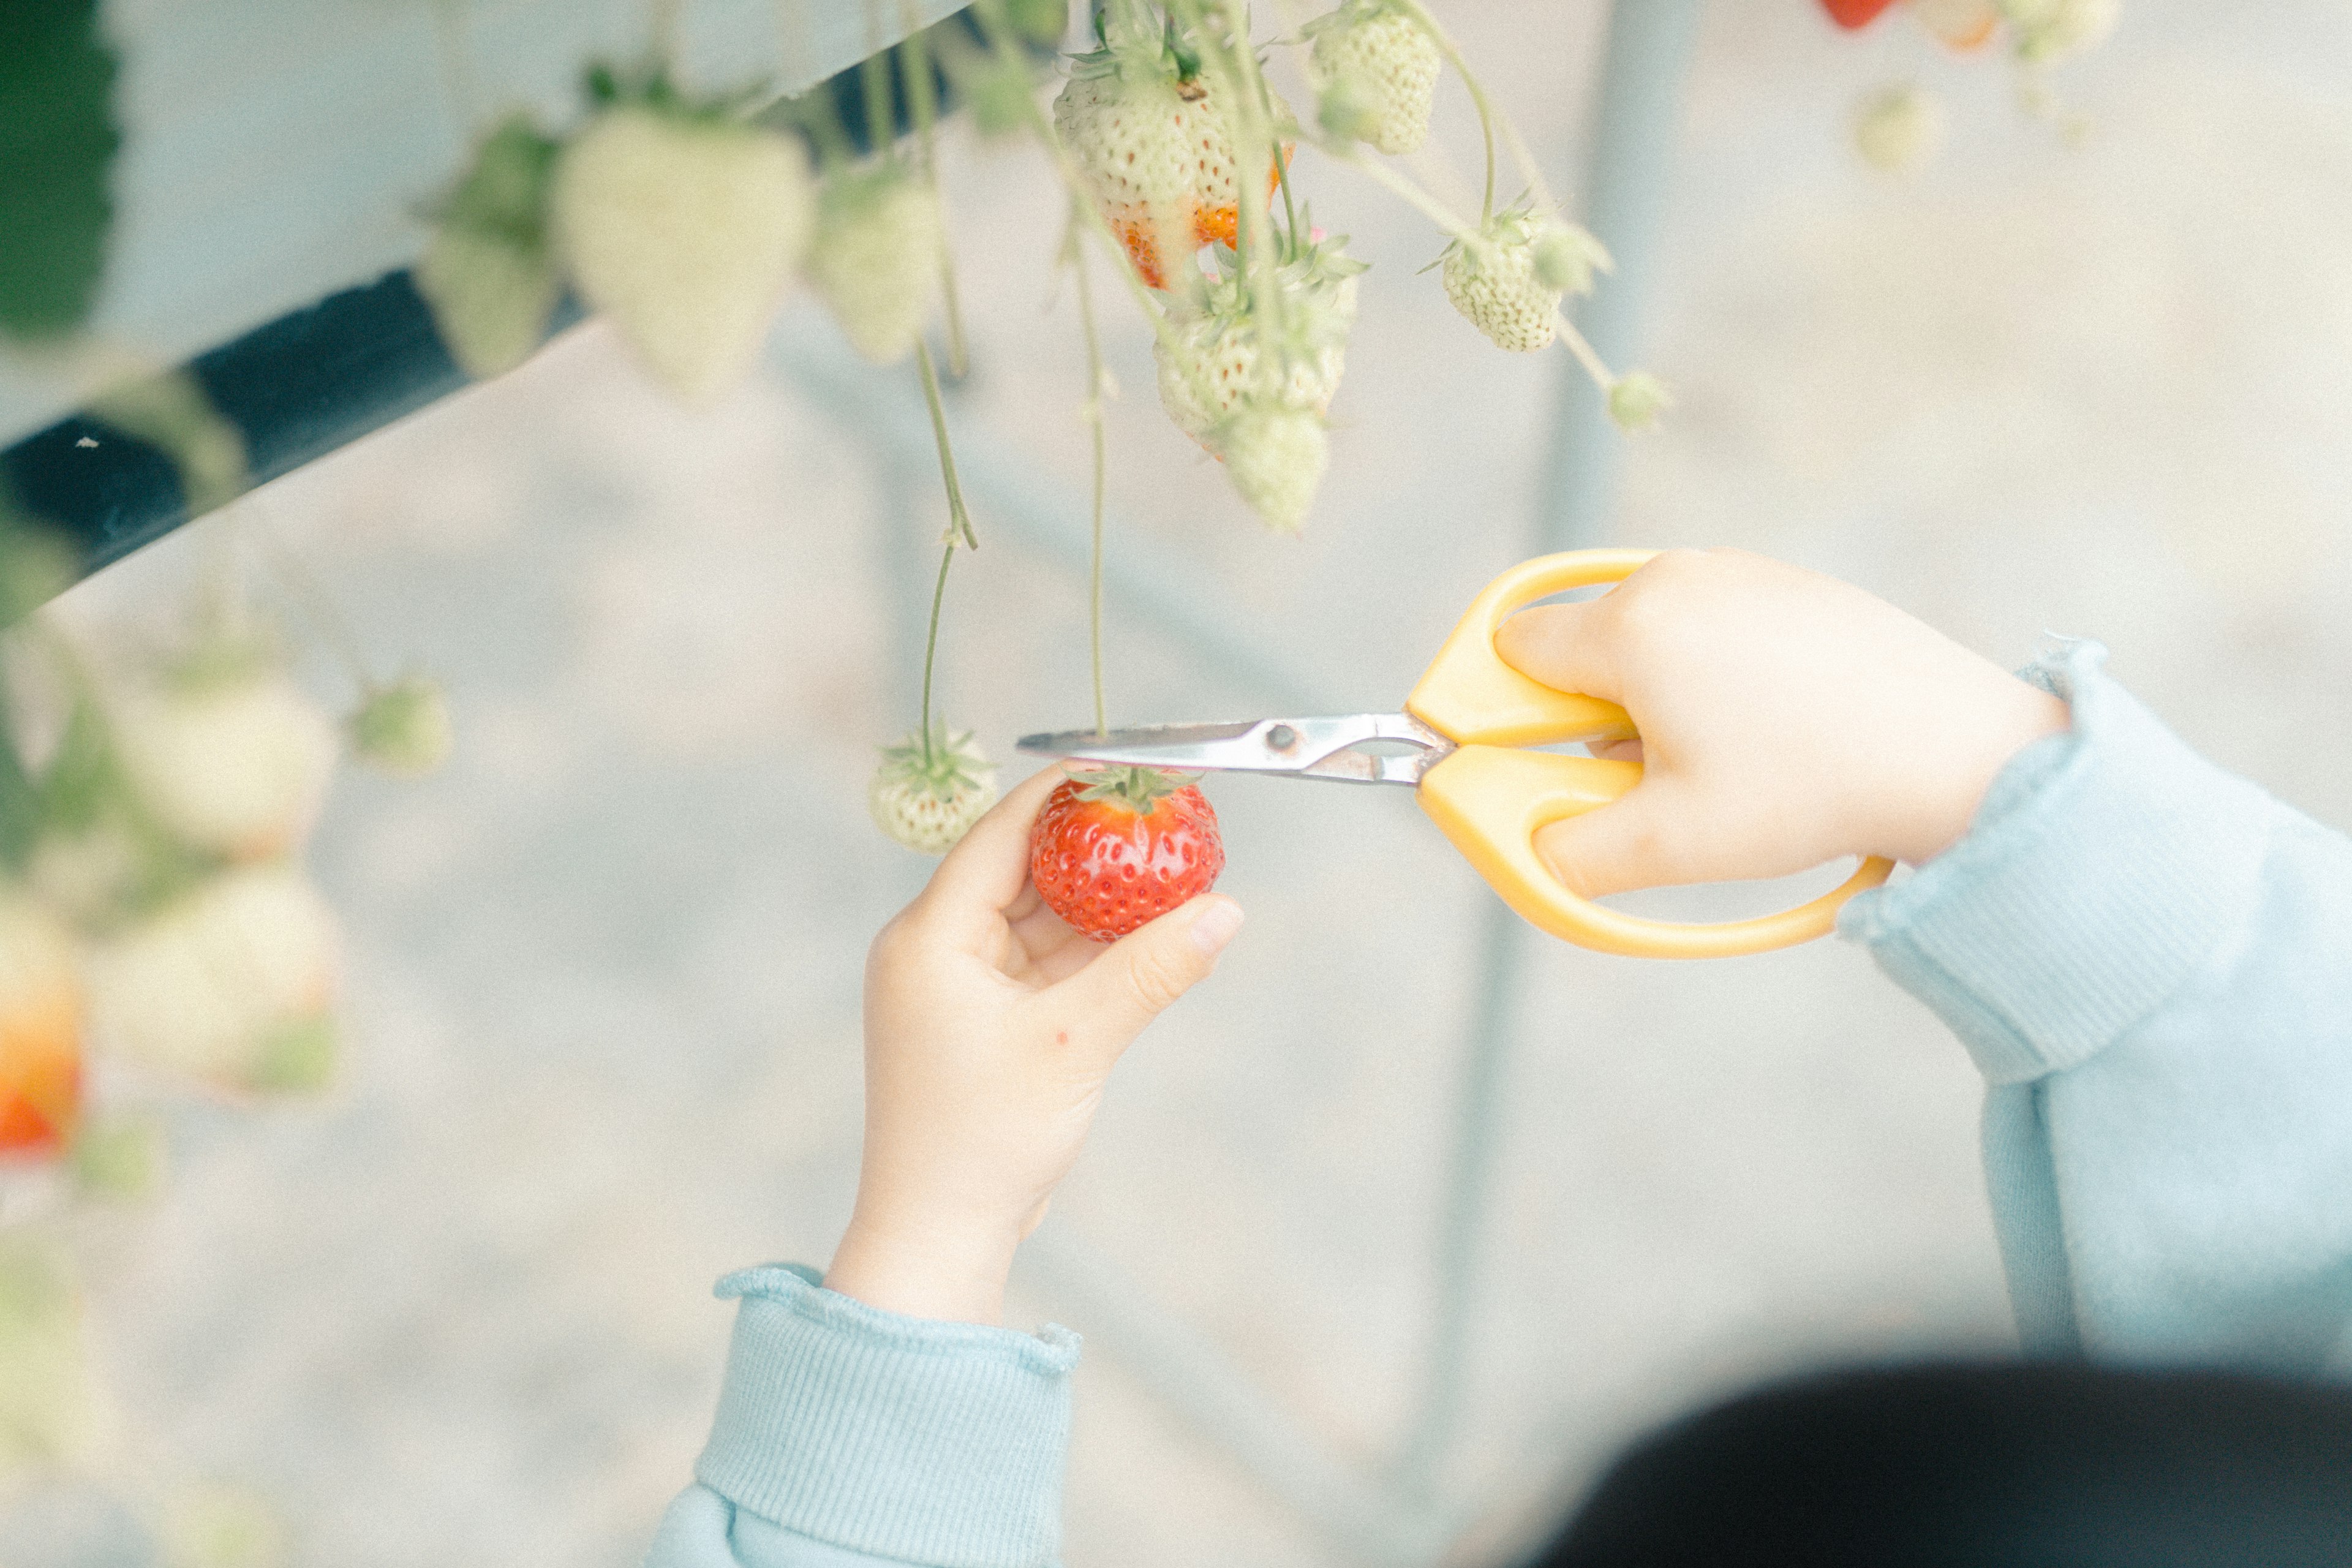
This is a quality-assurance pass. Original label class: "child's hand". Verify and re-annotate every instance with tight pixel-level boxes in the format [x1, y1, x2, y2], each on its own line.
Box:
[1496, 549, 2069, 898]
[824, 767, 1243, 1325]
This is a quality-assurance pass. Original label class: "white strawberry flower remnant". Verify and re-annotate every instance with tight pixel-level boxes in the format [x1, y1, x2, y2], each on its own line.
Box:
[347, 676, 454, 778]
[84, 865, 341, 1095]
[108, 659, 337, 864]
[552, 95, 815, 402]
[807, 165, 946, 366]
[1853, 84, 1948, 174]
[870, 725, 998, 854]
[1305, 0, 1442, 157]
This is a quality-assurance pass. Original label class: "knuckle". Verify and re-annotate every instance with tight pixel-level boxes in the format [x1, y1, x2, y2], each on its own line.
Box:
[1122, 943, 1196, 1015]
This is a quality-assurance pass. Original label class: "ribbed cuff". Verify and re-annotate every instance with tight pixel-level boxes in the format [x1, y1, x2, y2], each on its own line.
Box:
[1839, 639, 2272, 1085]
[695, 1263, 1081, 1568]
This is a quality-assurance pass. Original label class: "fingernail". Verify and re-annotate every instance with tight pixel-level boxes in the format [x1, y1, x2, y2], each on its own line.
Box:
[1189, 898, 1244, 957]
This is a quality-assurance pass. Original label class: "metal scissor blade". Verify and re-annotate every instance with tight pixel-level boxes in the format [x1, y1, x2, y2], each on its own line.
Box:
[1017, 714, 1452, 785]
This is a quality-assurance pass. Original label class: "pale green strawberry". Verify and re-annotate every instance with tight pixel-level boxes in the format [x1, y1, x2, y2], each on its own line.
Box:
[870, 725, 998, 854]
[1852, 85, 1947, 175]
[1441, 204, 1581, 353]
[1306, 0, 1441, 157]
[1999, 0, 2120, 63]
[416, 115, 564, 380]
[1208, 402, 1329, 535]
[1155, 229, 1364, 442]
[807, 165, 943, 366]
[348, 676, 454, 778]
[552, 99, 814, 402]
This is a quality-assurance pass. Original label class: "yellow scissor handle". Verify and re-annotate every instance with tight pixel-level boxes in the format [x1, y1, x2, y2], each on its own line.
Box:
[1404, 549, 1658, 747]
[1406, 550, 1895, 958]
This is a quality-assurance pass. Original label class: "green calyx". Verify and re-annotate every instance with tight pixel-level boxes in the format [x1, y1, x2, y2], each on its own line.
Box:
[581, 59, 767, 124]
[880, 722, 992, 798]
[1070, 763, 1194, 815]
[428, 115, 562, 251]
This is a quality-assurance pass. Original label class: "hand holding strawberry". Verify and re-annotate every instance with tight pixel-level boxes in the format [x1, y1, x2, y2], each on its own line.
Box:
[826, 767, 1242, 1324]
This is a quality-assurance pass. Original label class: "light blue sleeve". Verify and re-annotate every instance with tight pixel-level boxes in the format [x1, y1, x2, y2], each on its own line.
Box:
[642, 1264, 1082, 1568]
[1841, 639, 2352, 1374]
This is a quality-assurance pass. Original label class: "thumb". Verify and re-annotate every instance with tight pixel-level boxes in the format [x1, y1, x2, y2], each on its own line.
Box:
[1047, 894, 1244, 1063]
[1531, 779, 1693, 900]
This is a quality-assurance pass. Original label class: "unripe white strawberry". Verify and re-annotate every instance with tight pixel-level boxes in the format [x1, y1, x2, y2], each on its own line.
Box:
[869, 725, 998, 854]
[348, 676, 454, 778]
[85, 865, 341, 1095]
[1999, 0, 2119, 62]
[109, 660, 337, 864]
[0, 1232, 96, 1467]
[1208, 402, 1329, 535]
[1306, 1, 1441, 157]
[0, 896, 83, 1158]
[1053, 44, 1277, 290]
[1853, 84, 1947, 174]
[552, 100, 814, 402]
[1442, 206, 1568, 353]
[1155, 231, 1363, 442]
[416, 115, 564, 380]
[807, 166, 943, 366]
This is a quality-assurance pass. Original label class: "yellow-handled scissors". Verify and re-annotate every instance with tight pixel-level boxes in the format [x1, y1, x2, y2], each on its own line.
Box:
[1018, 549, 1894, 958]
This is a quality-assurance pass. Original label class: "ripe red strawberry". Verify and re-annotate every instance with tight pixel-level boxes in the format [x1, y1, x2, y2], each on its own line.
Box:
[1030, 767, 1224, 942]
[1821, 0, 1899, 26]
[1052, 42, 1281, 290]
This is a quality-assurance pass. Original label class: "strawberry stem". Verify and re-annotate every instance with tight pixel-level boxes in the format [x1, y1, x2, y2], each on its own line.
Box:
[913, 339, 976, 770]
[917, 536, 954, 769]
[861, 51, 896, 165]
[1392, 0, 1498, 224]
[900, 31, 970, 378]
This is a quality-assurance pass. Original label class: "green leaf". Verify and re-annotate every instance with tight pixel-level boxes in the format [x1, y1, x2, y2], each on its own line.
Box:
[0, 0, 121, 342]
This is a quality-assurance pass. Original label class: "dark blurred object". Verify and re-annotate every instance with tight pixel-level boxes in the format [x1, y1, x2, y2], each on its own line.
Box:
[0, 0, 119, 342]
[1534, 1361, 2352, 1568]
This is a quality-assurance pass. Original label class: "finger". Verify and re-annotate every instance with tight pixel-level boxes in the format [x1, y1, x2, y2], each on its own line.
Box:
[1530, 779, 1691, 900]
[919, 765, 1073, 920]
[1495, 600, 1621, 703]
[1041, 894, 1243, 1068]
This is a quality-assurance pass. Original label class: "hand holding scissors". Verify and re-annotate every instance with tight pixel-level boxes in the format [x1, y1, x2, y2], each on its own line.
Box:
[1023, 549, 1900, 959]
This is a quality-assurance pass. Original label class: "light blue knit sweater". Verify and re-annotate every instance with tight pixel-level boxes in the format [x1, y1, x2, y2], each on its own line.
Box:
[646, 643, 2352, 1568]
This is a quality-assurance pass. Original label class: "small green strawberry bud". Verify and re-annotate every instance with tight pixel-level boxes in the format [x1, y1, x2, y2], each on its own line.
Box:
[2002, 0, 2119, 63]
[250, 1014, 337, 1095]
[1532, 225, 1610, 296]
[1005, 0, 1069, 47]
[349, 677, 454, 778]
[1211, 402, 1328, 534]
[1853, 85, 1946, 175]
[1607, 372, 1673, 433]
[1316, 76, 1381, 144]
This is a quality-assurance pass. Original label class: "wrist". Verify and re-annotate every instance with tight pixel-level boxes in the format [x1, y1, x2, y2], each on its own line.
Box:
[824, 1207, 1023, 1326]
[1883, 675, 2070, 865]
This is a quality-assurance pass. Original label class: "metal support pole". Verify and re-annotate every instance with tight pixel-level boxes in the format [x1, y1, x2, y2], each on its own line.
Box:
[1396, 0, 1706, 1509]
[1540, 0, 1709, 554]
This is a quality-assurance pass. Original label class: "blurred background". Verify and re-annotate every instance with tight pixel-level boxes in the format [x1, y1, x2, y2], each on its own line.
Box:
[7, 0, 2352, 1562]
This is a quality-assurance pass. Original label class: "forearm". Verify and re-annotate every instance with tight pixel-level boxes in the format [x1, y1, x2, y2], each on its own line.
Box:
[1842, 639, 2352, 1371]
[645, 1264, 1080, 1568]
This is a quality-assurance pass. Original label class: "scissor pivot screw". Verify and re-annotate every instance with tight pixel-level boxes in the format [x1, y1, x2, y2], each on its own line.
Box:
[1266, 724, 1298, 752]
